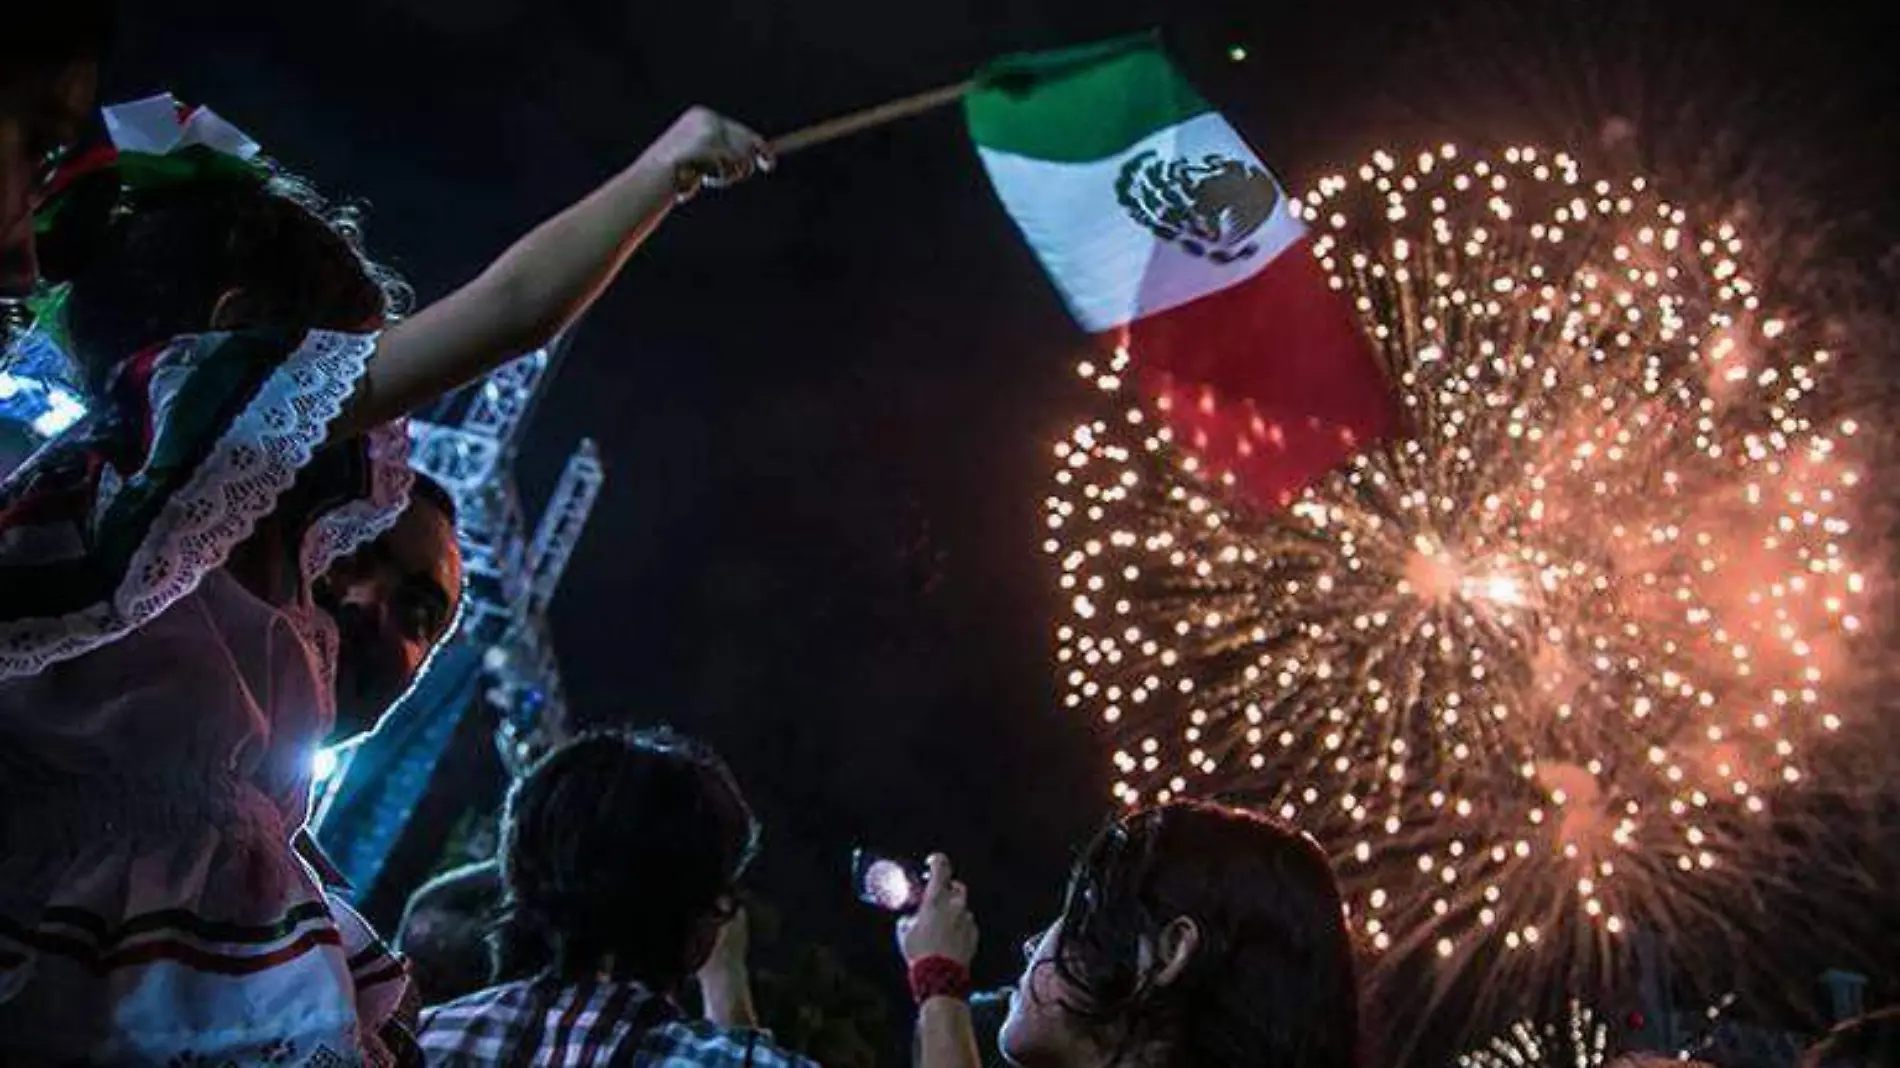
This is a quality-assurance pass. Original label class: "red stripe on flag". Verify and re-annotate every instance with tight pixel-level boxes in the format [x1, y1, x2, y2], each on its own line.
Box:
[1122, 243, 1395, 510]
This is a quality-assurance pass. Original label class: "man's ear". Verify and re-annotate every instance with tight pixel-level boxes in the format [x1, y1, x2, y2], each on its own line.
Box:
[209, 287, 246, 330]
[1147, 916, 1200, 988]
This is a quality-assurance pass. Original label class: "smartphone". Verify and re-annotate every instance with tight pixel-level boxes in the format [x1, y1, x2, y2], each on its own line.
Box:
[852, 848, 926, 912]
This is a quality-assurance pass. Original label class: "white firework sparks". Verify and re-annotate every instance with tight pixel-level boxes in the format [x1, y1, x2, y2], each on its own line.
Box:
[1461, 1002, 1611, 1068]
[1044, 145, 1866, 989]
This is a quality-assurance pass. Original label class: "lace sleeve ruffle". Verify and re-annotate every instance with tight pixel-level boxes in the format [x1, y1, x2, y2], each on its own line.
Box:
[0, 329, 412, 679]
[299, 418, 415, 585]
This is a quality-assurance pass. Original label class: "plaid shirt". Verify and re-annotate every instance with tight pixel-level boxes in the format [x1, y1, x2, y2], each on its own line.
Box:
[418, 976, 821, 1068]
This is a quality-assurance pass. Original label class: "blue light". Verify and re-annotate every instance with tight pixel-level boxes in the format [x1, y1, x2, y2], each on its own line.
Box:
[313, 746, 341, 783]
[1, 331, 88, 441]
[29, 387, 86, 437]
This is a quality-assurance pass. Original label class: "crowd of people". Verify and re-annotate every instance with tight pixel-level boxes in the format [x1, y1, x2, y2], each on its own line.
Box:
[380, 728, 1363, 1068]
[0, 5, 1892, 1067]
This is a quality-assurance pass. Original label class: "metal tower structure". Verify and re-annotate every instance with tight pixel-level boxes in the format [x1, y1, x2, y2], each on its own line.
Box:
[3, 326, 601, 916]
[405, 334, 603, 753]
[314, 336, 603, 906]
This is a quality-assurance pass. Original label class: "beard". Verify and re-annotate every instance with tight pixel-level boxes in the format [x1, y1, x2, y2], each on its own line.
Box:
[315, 590, 400, 741]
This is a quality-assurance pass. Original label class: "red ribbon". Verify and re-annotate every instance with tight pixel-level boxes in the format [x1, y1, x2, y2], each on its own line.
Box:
[42, 142, 121, 200]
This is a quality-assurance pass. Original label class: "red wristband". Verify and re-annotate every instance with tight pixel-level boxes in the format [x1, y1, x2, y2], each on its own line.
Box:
[907, 955, 972, 1006]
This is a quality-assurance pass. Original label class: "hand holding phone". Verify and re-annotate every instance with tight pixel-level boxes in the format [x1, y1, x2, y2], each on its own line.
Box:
[897, 853, 978, 968]
[853, 848, 926, 912]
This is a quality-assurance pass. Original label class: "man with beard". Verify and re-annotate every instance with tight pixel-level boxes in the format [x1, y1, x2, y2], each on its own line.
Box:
[294, 473, 465, 1063]
[316, 472, 466, 739]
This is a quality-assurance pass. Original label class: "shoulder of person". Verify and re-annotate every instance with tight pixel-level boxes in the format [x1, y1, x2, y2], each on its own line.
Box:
[418, 977, 533, 1030]
[637, 1018, 821, 1068]
[102, 326, 380, 438]
[138, 325, 359, 369]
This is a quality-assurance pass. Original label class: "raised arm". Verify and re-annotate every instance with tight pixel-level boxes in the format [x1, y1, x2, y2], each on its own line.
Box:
[902, 854, 983, 1068]
[335, 107, 766, 437]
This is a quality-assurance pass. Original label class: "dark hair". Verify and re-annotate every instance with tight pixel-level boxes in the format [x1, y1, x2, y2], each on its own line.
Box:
[1805, 1007, 1900, 1068]
[407, 471, 458, 528]
[38, 168, 409, 392]
[495, 727, 760, 987]
[396, 861, 505, 1004]
[1045, 801, 1360, 1068]
[1, 3, 117, 72]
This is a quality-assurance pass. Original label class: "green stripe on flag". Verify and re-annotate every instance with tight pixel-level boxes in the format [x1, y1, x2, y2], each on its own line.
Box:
[965, 33, 1213, 163]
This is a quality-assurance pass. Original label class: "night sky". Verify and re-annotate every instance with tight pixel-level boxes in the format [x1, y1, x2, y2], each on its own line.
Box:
[100, 0, 1898, 1050]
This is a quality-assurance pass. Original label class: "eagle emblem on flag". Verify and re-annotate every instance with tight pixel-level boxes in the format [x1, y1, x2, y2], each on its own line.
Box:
[1114, 151, 1282, 264]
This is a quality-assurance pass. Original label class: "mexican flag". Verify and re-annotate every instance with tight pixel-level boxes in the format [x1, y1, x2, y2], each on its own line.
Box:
[965, 34, 1394, 509]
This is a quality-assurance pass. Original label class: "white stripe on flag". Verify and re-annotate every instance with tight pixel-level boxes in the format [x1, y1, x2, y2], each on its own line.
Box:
[975, 111, 1305, 332]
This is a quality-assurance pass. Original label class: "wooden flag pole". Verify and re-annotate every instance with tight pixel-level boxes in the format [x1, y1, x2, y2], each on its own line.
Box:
[768, 80, 975, 157]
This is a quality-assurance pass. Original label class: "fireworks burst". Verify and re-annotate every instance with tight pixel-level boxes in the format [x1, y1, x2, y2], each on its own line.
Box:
[1044, 146, 1866, 997]
[1459, 1001, 1609, 1068]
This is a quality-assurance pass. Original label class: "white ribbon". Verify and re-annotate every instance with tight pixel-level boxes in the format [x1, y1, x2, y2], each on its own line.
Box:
[101, 93, 261, 160]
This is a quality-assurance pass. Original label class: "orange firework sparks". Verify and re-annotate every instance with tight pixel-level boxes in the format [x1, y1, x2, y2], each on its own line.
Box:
[1043, 145, 1868, 1005]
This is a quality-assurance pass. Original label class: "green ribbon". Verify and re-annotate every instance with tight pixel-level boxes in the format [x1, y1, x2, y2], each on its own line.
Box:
[21, 282, 74, 361]
[35, 144, 272, 235]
